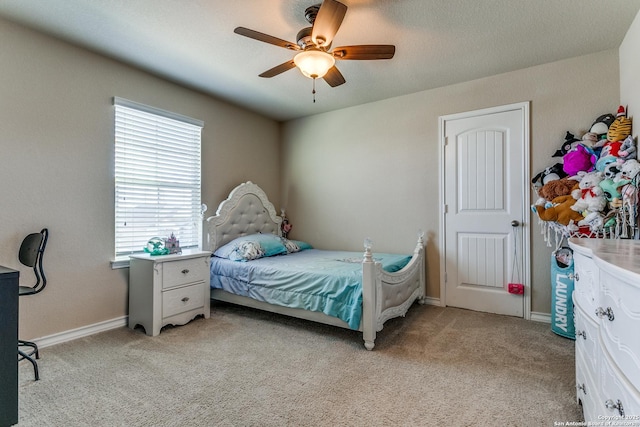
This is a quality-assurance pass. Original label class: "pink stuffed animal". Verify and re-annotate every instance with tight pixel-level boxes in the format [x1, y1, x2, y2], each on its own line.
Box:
[563, 144, 597, 176]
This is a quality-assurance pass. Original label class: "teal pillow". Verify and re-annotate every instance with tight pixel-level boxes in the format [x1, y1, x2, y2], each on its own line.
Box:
[214, 233, 287, 261]
[292, 240, 313, 251]
[281, 238, 313, 253]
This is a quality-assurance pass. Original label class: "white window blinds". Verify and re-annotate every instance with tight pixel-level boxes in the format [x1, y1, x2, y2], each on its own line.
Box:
[114, 97, 203, 258]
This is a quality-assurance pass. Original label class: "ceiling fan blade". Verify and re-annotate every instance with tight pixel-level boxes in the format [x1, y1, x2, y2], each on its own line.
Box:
[333, 45, 396, 60]
[323, 66, 346, 87]
[234, 27, 300, 51]
[259, 60, 296, 78]
[311, 0, 347, 48]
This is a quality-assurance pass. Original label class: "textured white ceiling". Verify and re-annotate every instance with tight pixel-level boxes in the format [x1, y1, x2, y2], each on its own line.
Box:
[1, 0, 639, 121]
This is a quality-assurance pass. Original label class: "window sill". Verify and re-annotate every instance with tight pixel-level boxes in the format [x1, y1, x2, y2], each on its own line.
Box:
[111, 247, 205, 269]
[111, 259, 130, 269]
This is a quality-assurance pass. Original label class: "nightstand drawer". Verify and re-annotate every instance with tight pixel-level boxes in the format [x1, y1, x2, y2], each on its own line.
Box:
[163, 283, 206, 318]
[163, 257, 209, 289]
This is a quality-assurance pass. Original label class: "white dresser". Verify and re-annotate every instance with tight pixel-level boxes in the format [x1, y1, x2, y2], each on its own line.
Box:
[569, 238, 640, 423]
[128, 250, 211, 336]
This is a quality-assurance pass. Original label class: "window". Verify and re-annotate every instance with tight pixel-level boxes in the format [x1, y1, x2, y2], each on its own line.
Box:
[113, 97, 203, 263]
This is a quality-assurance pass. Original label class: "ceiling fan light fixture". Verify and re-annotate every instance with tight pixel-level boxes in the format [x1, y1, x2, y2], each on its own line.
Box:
[293, 49, 335, 79]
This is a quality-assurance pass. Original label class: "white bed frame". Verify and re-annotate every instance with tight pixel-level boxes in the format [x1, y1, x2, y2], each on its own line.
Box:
[203, 181, 426, 350]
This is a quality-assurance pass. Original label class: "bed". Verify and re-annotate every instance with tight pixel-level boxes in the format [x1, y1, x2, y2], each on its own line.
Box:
[203, 181, 426, 350]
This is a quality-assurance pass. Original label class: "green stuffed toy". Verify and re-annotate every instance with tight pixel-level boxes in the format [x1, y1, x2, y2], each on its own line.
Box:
[599, 178, 630, 209]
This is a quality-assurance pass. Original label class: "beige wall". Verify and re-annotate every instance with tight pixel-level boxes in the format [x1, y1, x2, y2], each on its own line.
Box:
[3, 7, 638, 341]
[0, 18, 281, 340]
[281, 49, 621, 314]
[620, 8, 640, 123]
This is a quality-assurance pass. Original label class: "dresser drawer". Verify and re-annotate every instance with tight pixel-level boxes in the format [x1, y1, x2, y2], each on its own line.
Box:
[576, 348, 600, 423]
[573, 252, 599, 321]
[599, 269, 640, 391]
[162, 283, 206, 318]
[599, 344, 640, 420]
[575, 301, 599, 375]
[162, 257, 209, 289]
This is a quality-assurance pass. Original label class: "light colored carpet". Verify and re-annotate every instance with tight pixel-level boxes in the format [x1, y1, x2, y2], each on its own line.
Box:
[17, 303, 583, 426]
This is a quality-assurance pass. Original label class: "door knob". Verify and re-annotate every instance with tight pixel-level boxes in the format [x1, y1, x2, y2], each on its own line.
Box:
[511, 220, 520, 227]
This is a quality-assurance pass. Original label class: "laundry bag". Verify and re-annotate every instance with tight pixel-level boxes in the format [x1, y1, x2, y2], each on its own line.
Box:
[550, 248, 575, 339]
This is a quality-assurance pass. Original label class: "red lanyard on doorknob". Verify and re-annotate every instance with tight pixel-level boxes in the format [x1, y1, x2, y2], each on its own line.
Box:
[508, 221, 524, 295]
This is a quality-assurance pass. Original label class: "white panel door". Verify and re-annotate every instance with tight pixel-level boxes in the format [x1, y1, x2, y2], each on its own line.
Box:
[441, 104, 529, 317]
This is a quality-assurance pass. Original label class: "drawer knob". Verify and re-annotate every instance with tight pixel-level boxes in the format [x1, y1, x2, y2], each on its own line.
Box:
[181, 297, 190, 303]
[576, 330, 587, 340]
[605, 399, 624, 416]
[577, 383, 587, 395]
[595, 307, 615, 321]
[181, 269, 190, 274]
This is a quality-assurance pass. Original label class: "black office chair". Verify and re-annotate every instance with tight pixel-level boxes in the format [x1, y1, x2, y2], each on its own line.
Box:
[17, 228, 48, 381]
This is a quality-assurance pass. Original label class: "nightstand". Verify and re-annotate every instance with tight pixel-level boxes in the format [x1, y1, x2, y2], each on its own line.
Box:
[128, 250, 211, 336]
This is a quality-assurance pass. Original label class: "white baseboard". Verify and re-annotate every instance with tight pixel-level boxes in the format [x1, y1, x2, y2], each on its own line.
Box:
[424, 297, 550, 324]
[33, 316, 128, 349]
[422, 296, 443, 306]
[28, 307, 551, 349]
[30, 298, 442, 348]
[530, 312, 551, 323]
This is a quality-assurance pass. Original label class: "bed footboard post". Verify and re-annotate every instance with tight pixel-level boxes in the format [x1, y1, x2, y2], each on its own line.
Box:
[200, 203, 208, 250]
[362, 238, 377, 350]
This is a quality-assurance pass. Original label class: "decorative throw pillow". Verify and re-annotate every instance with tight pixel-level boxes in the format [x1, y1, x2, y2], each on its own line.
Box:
[281, 238, 314, 253]
[214, 233, 287, 261]
[281, 238, 300, 253]
[230, 241, 265, 261]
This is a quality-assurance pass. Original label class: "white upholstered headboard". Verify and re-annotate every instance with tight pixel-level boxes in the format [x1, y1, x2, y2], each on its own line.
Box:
[204, 181, 282, 251]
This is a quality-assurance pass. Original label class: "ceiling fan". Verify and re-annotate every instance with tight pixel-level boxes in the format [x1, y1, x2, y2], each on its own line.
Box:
[234, 0, 395, 94]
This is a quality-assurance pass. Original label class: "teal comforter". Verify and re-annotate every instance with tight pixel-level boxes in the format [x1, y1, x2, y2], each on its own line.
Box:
[210, 249, 412, 329]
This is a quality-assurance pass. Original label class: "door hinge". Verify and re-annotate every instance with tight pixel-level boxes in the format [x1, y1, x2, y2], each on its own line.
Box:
[444, 272, 447, 283]
[443, 204, 448, 214]
[444, 136, 448, 146]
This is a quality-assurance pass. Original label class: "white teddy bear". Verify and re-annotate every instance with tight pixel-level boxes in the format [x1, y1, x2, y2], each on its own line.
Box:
[571, 171, 607, 216]
[619, 158, 640, 181]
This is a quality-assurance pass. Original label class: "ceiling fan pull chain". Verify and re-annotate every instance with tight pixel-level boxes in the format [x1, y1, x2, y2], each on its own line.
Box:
[312, 77, 316, 103]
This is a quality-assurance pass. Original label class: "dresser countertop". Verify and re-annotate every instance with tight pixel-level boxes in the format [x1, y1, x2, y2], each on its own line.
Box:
[569, 238, 640, 283]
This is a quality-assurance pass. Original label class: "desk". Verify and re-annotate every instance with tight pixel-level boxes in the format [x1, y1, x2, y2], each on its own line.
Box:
[0, 266, 18, 426]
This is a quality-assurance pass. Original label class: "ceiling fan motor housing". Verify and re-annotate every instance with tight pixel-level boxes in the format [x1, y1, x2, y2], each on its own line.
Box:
[305, 5, 321, 24]
[297, 26, 329, 50]
[296, 27, 313, 49]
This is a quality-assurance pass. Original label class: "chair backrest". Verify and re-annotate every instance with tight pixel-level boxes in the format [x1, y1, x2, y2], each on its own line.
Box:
[19, 228, 48, 294]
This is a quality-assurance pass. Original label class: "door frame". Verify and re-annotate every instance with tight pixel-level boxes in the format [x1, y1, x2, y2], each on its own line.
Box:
[438, 102, 531, 320]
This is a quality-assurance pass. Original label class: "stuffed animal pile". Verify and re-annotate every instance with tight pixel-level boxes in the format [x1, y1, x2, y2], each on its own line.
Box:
[533, 106, 638, 239]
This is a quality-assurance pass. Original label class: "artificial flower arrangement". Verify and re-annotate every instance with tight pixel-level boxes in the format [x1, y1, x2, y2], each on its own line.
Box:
[281, 209, 293, 238]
